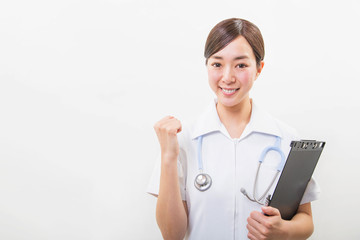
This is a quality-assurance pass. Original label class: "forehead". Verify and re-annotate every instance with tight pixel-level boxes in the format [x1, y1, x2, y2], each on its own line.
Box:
[210, 36, 255, 60]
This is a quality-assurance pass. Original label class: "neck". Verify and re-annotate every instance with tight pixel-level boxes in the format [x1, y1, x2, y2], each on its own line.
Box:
[216, 98, 252, 138]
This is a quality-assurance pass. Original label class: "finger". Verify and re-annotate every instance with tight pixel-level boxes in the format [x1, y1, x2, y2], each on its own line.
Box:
[153, 117, 167, 131]
[154, 117, 181, 134]
[155, 116, 175, 127]
[161, 119, 182, 135]
[247, 215, 266, 238]
[177, 124, 182, 133]
[247, 231, 257, 240]
[249, 210, 266, 225]
[169, 118, 182, 133]
[261, 206, 280, 217]
[247, 221, 264, 240]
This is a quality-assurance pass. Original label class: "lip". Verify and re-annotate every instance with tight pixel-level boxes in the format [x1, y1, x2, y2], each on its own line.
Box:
[220, 87, 240, 96]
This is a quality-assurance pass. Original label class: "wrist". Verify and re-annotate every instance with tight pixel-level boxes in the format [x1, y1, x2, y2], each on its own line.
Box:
[161, 153, 178, 165]
[281, 220, 292, 240]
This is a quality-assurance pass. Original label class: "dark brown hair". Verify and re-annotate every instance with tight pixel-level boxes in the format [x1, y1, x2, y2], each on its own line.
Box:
[204, 18, 265, 68]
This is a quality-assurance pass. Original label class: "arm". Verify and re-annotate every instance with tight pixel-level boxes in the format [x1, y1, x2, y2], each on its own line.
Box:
[153, 116, 188, 240]
[247, 202, 314, 240]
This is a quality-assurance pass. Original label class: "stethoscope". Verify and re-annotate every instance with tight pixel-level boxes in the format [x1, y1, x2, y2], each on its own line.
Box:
[194, 135, 286, 205]
[194, 135, 212, 191]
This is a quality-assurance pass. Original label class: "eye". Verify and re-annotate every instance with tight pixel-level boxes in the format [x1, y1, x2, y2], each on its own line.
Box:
[236, 63, 247, 68]
[212, 63, 221, 68]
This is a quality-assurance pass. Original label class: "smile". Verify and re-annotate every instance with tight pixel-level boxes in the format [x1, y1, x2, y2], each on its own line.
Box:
[221, 88, 239, 95]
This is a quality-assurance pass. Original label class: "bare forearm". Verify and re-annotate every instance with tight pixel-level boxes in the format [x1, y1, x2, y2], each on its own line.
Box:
[247, 203, 314, 240]
[156, 156, 188, 240]
[284, 203, 314, 240]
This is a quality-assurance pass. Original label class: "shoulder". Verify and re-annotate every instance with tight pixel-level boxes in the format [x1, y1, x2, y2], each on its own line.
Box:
[177, 100, 219, 146]
[177, 121, 192, 144]
[251, 101, 299, 141]
[177, 118, 198, 150]
[273, 117, 299, 140]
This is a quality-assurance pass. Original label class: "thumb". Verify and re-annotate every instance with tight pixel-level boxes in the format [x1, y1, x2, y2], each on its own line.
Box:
[262, 206, 280, 217]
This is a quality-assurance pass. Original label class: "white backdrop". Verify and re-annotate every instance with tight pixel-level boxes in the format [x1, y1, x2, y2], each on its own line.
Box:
[1, 0, 359, 239]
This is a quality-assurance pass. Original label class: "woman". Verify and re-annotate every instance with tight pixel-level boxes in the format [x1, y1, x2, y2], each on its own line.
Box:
[147, 18, 319, 240]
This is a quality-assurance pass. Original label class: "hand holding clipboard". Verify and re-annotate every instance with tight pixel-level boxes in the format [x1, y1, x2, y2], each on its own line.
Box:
[267, 140, 325, 220]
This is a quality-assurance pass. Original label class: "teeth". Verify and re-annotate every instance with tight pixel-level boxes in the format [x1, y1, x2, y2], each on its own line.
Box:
[222, 88, 236, 94]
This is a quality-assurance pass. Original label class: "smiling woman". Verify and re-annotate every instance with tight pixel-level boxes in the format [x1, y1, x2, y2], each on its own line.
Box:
[206, 36, 264, 130]
[147, 18, 319, 240]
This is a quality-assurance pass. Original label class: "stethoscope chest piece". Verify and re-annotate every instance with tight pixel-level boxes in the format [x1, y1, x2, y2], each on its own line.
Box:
[194, 173, 212, 191]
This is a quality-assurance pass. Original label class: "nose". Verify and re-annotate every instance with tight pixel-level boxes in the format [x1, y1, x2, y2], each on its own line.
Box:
[221, 67, 235, 84]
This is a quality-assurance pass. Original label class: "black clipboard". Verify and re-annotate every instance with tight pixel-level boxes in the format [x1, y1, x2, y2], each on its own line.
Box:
[267, 140, 325, 220]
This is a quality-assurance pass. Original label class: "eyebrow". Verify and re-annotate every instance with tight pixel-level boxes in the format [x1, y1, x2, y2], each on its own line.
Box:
[211, 55, 250, 60]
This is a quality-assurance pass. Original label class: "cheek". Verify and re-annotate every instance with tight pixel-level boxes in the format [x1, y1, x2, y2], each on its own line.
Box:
[207, 70, 221, 85]
[236, 70, 253, 84]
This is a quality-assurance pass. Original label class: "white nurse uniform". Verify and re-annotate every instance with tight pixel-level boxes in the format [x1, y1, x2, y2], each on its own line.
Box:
[147, 99, 320, 240]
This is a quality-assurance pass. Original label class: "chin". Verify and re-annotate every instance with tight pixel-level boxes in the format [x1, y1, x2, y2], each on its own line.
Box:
[217, 98, 239, 108]
[217, 94, 249, 108]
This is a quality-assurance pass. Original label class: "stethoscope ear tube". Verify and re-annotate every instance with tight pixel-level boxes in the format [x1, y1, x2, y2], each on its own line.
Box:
[197, 136, 204, 171]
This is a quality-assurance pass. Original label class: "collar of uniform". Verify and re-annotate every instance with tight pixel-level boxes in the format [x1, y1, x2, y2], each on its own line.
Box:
[191, 99, 283, 140]
[242, 100, 283, 140]
[191, 99, 222, 140]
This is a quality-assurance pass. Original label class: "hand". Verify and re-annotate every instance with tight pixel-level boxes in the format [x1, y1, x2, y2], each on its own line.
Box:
[153, 116, 182, 161]
[246, 206, 289, 240]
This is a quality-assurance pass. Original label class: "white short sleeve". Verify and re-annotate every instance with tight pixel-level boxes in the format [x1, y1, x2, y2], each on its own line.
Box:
[146, 154, 161, 197]
[300, 176, 320, 205]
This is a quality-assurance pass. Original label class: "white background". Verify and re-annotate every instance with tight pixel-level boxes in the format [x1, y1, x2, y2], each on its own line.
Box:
[1, 0, 359, 239]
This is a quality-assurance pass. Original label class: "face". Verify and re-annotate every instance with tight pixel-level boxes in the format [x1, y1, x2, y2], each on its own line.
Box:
[207, 36, 264, 110]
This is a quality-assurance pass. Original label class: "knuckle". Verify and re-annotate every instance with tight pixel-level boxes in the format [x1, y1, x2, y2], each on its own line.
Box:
[265, 221, 273, 229]
[262, 228, 270, 236]
[263, 221, 270, 229]
[165, 127, 175, 135]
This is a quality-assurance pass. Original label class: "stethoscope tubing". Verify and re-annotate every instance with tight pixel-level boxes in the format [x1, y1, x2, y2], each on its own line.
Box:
[195, 134, 286, 205]
[197, 135, 204, 172]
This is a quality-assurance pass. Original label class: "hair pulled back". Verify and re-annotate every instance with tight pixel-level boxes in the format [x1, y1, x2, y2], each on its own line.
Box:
[204, 18, 265, 68]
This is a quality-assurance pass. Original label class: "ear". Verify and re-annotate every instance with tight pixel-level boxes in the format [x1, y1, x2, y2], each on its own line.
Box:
[255, 61, 265, 80]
